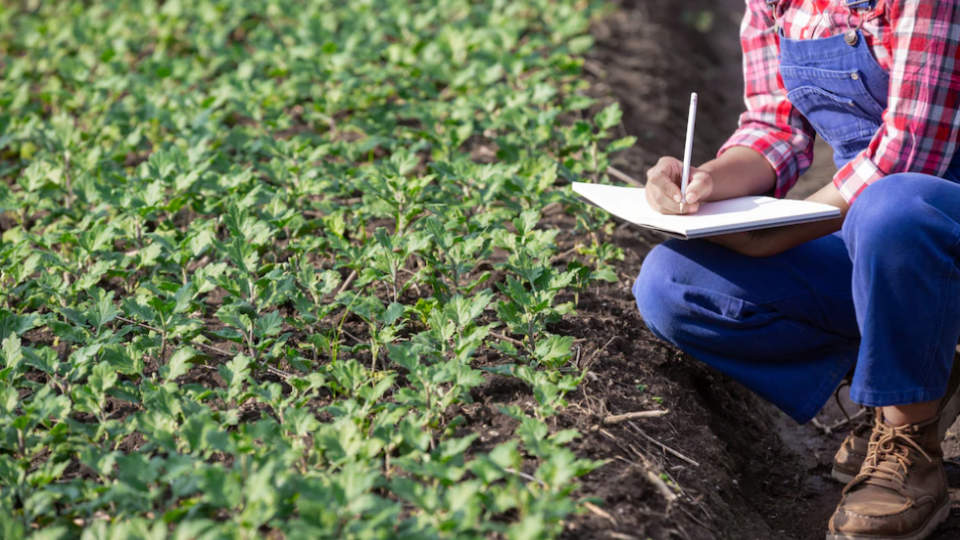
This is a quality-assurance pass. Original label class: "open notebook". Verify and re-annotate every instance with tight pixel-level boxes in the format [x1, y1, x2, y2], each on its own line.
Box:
[572, 182, 841, 240]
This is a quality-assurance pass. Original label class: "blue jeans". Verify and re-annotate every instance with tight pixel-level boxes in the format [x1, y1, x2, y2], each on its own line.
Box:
[633, 174, 960, 423]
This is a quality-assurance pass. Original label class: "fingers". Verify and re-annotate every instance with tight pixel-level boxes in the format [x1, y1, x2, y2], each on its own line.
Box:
[646, 173, 682, 214]
[656, 175, 683, 205]
[683, 169, 713, 206]
[646, 157, 684, 214]
[645, 157, 714, 214]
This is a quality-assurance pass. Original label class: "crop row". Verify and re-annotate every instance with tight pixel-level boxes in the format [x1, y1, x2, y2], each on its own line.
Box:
[0, 1, 633, 538]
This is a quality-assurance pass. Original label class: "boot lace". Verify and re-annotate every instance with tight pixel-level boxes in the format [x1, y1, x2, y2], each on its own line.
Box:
[847, 419, 933, 496]
[834, 380, 873, 440]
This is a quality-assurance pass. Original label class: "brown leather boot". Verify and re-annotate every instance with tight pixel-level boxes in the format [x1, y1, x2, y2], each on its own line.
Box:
[826, 410, 950, 540]
[832, 352, 960, 483]
[832, 407, 875, 484]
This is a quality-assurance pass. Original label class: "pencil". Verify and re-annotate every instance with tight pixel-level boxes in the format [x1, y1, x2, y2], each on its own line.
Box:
[680, 92, 698, 215]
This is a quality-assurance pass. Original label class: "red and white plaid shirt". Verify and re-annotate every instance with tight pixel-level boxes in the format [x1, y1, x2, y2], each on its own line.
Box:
[719, 0, 960, 203]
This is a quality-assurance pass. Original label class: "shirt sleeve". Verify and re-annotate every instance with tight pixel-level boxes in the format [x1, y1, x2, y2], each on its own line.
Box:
[718, 0, 817, 198]
[835, 0, 960, 204]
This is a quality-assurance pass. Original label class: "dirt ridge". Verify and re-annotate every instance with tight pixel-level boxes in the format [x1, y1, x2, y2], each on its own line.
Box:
[568, 2, 960, 539]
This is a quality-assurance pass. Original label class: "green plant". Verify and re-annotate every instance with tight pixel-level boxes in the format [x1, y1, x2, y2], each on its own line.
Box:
[0, 0, 633, 537]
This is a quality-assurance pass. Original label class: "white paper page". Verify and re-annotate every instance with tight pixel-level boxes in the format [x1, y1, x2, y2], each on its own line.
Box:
[571, 182, 840, 238]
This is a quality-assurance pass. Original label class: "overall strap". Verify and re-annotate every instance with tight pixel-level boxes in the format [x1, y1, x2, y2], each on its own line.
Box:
[766, 0, 787, 30]
[845, 0, 883, 32]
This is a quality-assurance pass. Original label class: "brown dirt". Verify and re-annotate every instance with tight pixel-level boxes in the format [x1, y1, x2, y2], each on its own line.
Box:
[554, 1, 960, 539]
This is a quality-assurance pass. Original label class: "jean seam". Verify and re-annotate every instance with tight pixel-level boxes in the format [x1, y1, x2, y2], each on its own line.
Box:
[778, 316, 857, 348]
[852, 385, 949, 407]
[918, 224, 960, 390]
[796, 348, 858, 422]
[748, 289, 854, 311]
[855, 386, 949, 398]
[754, 290, 856, 339]
[780, 48, 862, 62]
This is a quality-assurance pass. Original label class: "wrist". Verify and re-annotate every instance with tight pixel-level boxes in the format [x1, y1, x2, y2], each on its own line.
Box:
[708, 146, 777, 199]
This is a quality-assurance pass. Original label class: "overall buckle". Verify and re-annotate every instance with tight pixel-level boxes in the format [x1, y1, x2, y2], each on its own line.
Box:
[844, 0, 875, 46]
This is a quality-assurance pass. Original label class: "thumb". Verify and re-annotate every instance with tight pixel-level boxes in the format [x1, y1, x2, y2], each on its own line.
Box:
[683, 169, 713, 205]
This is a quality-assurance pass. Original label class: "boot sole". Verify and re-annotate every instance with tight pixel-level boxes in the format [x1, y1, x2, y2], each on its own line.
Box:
[824, 498, 951, 540]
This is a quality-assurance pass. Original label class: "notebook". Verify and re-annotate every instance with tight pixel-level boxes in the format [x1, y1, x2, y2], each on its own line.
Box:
[572, 182, 841, 240]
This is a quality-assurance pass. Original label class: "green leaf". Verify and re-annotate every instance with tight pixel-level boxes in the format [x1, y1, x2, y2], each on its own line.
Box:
[590, 267, 618, 282]
[88, 362, 118, 396]
[89, 288, 118, 331]
[389, 152, 420, 176]
[594, 103, 623, 131]
[163, 347, 196, 381]
[606, 135, 637, 153]
[1, 333, 22, 371]
[255, 311, 283, 338]
[507, 515, 545, 540]
[381, 303, 405, 326]
[0, 312, 38, 339]
[0, 386, 18, 414]
[445, 290, 493, 329]
[387, 343, 420, 372]
[513, 210, 540, 237]
[27, 526, 68, 540]
[534, 334, 574, 369]
[173, 283, 195, 314]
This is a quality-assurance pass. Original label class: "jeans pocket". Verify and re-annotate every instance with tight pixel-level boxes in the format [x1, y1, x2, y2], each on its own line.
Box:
[785, 85, 882, 157]
[780, 65, 887, 116]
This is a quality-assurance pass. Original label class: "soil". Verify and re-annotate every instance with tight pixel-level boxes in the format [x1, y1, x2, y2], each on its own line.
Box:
[552, 1, 960, 539]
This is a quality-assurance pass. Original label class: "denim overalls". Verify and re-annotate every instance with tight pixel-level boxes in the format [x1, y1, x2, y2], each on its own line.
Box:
[634, 0, 960, 423]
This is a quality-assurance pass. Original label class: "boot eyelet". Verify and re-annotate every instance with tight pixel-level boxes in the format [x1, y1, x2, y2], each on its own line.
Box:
[908, 463, 917, 471]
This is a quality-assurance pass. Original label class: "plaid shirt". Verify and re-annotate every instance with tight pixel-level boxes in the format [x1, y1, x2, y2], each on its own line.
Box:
[720, 0, 960, 203]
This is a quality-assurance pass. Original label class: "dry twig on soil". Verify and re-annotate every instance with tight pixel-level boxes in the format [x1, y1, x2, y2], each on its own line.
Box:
[602, 410, 669, 425]
[583, 501, 617, 526]
[626, 421, 700, 467]
[607, 165, 644, 187]
[504, 467, 545, 486]
[490, 332, 525, 348]
[810, 418, 833, 435]
[600, 428, 679, 504]
[830, 408, 867, 431]
[336, 269, 358, 296]
[613, 453, 678, 504]
[550, 245, 581, 263]
[585, 370, 636, 390]
[582, 60, 608, 79]
[340, 329, 365, 344]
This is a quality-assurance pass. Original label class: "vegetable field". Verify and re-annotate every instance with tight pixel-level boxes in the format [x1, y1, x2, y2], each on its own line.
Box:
[0, 1, 640, 537]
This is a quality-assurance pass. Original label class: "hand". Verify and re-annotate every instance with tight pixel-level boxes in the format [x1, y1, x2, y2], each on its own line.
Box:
[645, 156, 714, 214]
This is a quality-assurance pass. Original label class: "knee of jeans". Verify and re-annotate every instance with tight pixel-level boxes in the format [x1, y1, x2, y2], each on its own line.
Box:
[843, 176, 922, 253]
[633, 244, 685, 341]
